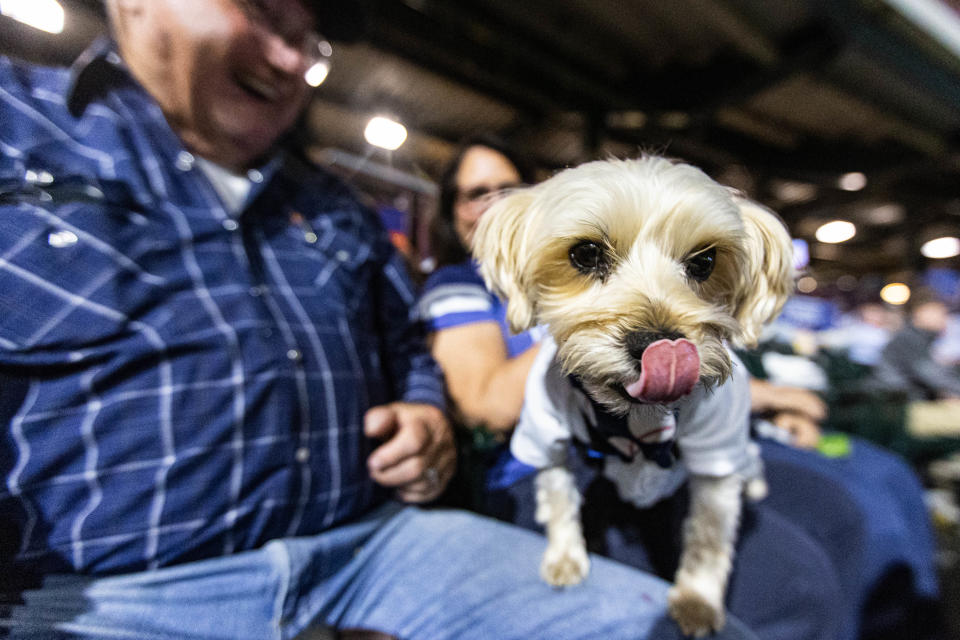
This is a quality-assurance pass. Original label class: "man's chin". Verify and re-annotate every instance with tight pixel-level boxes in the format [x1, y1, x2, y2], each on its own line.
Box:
[213, 105, 298, 158]
[211, 123, 289, 169]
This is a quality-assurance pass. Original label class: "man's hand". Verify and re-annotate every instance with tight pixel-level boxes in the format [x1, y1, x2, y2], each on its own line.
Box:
[365, 403, 456, 503]
[750, 379, 827, 422]
[771, 412, 822, 449]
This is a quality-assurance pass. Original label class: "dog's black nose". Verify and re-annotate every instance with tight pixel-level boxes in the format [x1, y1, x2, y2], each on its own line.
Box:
[626, 330, 685, 362]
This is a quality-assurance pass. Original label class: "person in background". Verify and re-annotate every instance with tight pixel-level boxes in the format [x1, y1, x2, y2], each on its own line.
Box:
[932, 307, 960, 367]
[866, 288, 960, 447]
[819, 301, 900, 367]
[422, 135, 543, 502]
[749, 378, 827, 449]
[0, 3, 764, 640]
[872, 288, 960, 402]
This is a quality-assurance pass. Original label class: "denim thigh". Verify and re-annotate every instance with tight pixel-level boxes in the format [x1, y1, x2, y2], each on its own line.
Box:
[1, 502, 761, 640]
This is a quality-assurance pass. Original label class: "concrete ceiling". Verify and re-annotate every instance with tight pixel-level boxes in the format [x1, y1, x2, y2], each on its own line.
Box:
[5, 0, 960, 296]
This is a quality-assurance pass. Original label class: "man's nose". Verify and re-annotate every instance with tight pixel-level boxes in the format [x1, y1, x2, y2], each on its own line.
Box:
[264, 34, 307, 75]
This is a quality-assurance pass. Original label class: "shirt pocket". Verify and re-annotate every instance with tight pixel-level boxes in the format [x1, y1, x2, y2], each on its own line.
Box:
[286, 214, 375, 319]
[0, 186, 163, 356]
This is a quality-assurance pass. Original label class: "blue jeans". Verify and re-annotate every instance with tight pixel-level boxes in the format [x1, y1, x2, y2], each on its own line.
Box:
[0, 502, 759, 640]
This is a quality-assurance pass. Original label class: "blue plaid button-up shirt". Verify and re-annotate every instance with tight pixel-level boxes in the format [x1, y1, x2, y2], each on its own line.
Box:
[0, 40, 444, 582]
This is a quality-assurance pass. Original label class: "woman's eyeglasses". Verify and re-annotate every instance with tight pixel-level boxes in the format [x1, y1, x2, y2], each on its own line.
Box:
[457, 183, 525, 205]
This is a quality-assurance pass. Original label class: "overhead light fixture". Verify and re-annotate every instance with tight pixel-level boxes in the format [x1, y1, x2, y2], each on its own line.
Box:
[880, 282, 911, 306]
[838, 171, 867, 191]
[0, 0, 65, 34]
[921, 236, 960, 259]
[815, 220, 856, 243]
[304, 39, 333, 87]
[364, 116, 407, 151]
[304, 60, 330, 87]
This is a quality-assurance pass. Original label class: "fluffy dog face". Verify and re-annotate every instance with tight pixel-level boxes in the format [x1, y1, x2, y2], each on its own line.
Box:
[473, 157, 794, 415]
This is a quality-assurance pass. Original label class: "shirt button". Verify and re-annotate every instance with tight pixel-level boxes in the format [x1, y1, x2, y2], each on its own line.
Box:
[295, 447, 310, 463]
[106, 51, 122, 66]
[286, 349, 302, 363]
[175, 151, 195, 171]
[249, 285, 264, 297]
[48, 229, 79, 248]
[25, 169, 54, 185]
[335, 250, 350, 262]
[304, 231, 318, 244]
[247, 169, 264, 183]
[222, 219, 239, 232]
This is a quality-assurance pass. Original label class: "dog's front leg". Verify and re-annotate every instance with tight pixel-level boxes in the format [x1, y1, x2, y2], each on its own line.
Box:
[535, 466, 589, 586]
[668, 474, 743, 637]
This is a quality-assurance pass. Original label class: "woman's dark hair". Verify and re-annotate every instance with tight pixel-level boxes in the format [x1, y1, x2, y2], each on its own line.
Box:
[428, 134, 535, 268]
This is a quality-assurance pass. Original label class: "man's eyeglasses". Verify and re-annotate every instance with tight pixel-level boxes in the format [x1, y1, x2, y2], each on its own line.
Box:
[232, 0, 333, 79]
[457, 183, 525, 205]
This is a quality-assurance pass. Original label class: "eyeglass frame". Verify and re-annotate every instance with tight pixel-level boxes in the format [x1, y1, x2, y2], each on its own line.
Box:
[231, 0, 333, 75]
[455, 182, 527, 206]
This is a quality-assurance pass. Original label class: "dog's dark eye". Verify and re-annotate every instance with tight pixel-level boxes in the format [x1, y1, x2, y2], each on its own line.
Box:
[569, 241, 607, 276]
[685, 247, 716, 282]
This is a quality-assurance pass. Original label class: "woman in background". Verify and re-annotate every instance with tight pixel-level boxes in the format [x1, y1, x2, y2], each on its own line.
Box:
[421, 136, 542, 503]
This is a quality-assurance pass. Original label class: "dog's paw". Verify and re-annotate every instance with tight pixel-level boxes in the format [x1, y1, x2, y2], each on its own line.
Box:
[540, 543, 590, 587]
[668, 583, 725, 637]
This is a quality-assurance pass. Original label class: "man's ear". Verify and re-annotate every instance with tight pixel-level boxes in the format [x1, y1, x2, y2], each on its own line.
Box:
[471, 190, 538, 333]
[730, 198, 795, 347]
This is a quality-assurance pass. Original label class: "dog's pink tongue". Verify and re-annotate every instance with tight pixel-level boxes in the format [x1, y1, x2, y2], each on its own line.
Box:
[624, 339, 700, 403]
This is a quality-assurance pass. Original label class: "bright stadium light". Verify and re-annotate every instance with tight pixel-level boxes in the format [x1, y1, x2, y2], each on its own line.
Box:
[815, 220, 856, 244]
[921, 236, 960, 259]
[364, 116, 407, 151]
[304, 60, 330, 87]
[0, 0, 65, 34]
[838, 171, 867, 191]
[880, 283, 911, 306]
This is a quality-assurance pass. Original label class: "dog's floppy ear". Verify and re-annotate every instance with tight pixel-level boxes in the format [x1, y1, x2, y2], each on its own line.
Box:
[472, 190, 538, 332]
[730, 198, 795, 348]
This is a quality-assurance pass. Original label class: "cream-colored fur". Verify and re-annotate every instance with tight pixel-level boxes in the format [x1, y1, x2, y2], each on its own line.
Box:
[472, 156, 794, 636]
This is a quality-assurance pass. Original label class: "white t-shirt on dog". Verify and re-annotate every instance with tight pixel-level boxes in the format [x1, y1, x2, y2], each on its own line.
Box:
[511, 334, 762, 508]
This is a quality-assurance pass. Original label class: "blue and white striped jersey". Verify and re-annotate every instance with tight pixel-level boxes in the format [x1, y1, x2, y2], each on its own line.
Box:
[419, 259, 540, 358]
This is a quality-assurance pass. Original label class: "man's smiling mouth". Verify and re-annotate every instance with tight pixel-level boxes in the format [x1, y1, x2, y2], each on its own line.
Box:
[235, 73, 280, 102]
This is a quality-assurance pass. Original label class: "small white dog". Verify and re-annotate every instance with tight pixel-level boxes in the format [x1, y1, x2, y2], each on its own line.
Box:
[472, 156, 794, 637]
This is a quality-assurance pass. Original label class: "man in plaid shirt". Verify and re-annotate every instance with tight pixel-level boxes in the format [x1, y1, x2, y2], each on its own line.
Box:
[0, 1, 760, 638]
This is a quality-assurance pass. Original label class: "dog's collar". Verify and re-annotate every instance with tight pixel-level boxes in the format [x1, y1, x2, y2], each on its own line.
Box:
[568, 374, 677, 468]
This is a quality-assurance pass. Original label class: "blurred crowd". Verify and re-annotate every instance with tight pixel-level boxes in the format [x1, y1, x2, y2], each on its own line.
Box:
[753, 289, 960, 468]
